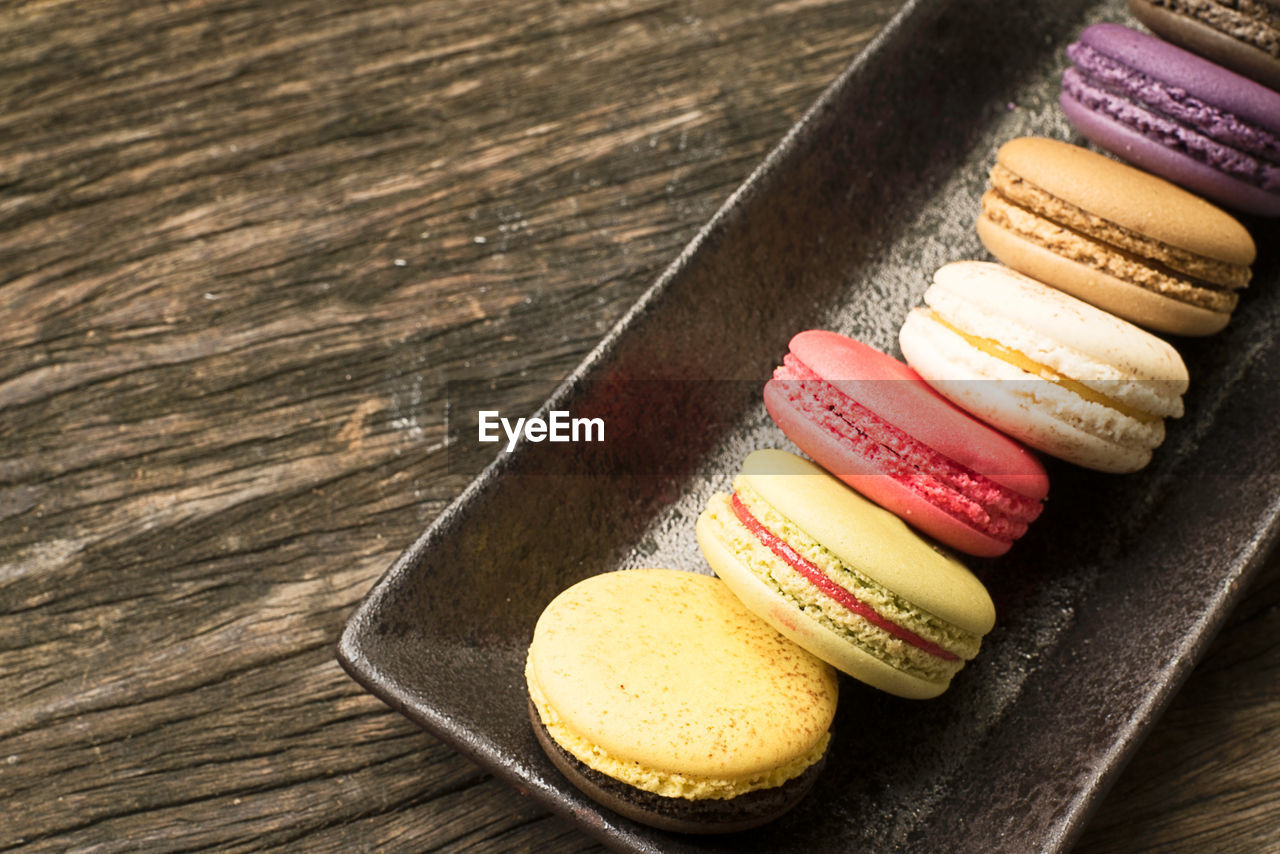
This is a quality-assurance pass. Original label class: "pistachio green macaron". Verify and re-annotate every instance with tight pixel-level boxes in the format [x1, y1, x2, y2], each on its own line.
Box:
[697, 449, 996, 699]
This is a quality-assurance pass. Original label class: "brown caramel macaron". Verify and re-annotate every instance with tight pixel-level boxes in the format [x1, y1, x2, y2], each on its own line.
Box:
[978, 137, 1256, 336]
[526, 569, 838, 834]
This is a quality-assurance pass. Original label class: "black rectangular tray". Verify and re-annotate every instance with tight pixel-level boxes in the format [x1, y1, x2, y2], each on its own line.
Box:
[338, 0, 1280, 850]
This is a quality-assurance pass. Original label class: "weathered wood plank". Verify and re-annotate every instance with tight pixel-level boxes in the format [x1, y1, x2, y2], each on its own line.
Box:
[1, 0, 896, 850]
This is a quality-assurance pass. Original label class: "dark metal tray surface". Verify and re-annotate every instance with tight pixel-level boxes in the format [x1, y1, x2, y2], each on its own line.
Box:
[338, 0, 1280, 850]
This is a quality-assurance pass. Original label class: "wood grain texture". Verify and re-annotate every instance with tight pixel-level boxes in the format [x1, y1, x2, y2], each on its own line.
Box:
[1, 0, 1276, 851]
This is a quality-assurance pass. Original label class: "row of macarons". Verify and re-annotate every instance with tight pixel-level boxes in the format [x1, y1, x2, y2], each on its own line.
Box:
[519, 266, 1155, 833]
[520, 12, 1276, 835]
[521, 258, 1203, 833]
[517, 253, 1187, 829]
[684, 11, 1280, 694]
[520, 262, 1220, 832]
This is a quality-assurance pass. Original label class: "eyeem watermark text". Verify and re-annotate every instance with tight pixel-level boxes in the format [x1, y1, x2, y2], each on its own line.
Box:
[477, 410, 605, 452]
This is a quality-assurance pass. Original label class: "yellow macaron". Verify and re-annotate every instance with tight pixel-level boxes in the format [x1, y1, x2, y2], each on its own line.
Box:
[526, 568, 837, 833]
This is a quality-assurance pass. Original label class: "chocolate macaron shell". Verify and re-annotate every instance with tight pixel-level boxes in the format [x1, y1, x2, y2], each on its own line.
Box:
[528, 699, 827, 834]
[995, 137, 1256, 265]
[1129, 0, 1280, 92]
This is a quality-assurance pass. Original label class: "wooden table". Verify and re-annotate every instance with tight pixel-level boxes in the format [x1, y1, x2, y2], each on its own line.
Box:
[4, 1, 1277, 850]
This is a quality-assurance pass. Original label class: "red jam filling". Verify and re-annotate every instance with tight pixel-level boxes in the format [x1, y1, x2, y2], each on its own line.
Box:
[730, 491, 958, 661]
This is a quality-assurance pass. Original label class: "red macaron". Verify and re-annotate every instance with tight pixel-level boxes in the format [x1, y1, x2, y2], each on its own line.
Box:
[764, 330, 1049, 557]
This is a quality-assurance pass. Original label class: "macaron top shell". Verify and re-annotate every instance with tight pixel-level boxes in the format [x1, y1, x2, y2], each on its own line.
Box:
[786, 330, 1049, 498]
[928, 261, 1189, 415]
[528, 568, 837, 781]
[1079, 22, 1280, 136]
[738, 449, 996, 636]
[996, 137, 1255, 267]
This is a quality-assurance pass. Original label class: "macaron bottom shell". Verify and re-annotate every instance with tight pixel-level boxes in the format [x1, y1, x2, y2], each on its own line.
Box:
[528, 697, 828, 835]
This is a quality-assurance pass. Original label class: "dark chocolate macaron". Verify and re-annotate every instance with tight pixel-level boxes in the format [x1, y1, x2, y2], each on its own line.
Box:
[1129, 0, 1280, 91]
[1061, 22, 1280, 216]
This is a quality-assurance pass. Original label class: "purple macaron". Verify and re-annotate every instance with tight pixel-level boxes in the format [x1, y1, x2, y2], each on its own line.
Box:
[1061, 22, 1280, 217]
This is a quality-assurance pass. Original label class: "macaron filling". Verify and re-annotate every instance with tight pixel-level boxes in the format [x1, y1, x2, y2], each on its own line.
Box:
[772, 355, 1042, 543]
[922, 267, 1187, 421]
[525, 657, 831, 800]
[730, 492, 958, 661]
[704, 483, 980, 684]
[1063, 43, 1280, 192]
[923, 311, 1160, 424]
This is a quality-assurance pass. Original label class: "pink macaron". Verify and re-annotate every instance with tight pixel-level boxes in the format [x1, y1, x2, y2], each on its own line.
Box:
[764, 330, 1049, 557]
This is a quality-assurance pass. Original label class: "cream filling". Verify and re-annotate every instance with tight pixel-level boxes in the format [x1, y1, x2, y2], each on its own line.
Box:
[907, 309, 1167, 452]
[928, 314, 1159, 424]
[926, 283, 1186, 419]
[526, 656, 830, 800]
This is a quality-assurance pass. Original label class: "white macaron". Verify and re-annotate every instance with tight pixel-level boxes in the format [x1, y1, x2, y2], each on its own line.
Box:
[899, 261, 1188, 473]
